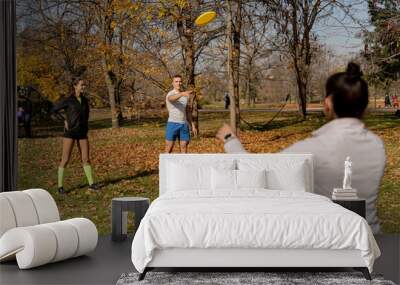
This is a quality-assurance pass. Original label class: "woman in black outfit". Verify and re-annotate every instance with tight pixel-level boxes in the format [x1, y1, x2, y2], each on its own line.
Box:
[52, 77, 98, 194]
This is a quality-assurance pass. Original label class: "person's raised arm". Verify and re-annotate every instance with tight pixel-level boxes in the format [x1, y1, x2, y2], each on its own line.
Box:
[216, 124, 248, 153]
[167, 90, 193, 102]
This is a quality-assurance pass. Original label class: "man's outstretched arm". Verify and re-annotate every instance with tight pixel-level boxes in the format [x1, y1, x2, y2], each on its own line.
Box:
[168, 90, 192, 102]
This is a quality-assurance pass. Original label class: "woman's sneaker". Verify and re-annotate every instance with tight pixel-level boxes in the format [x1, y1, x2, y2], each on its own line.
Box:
[58, 187, 66, 194]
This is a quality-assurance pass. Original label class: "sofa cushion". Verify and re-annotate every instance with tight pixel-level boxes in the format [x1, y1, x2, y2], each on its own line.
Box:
[0, 196, 17, 237]
[0, 226, 57, 269]
[42, 221, 79, 262]
[0, 192, 39, 227]
[23, 189, 60, 224]
[65, 218, 98, 257]
[0, 218, 98, 269]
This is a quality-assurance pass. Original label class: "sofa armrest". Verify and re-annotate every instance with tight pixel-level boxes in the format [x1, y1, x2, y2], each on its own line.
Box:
[0, 218, 98, 269]
[0, 226, 57, 268]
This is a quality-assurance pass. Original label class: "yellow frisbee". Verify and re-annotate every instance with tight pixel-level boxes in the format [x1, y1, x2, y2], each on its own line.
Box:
[195, 11, 217, 27]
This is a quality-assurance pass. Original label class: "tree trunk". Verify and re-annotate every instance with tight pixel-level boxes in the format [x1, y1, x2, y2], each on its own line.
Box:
[185, 31, 198, 137]
[249, 76, 256, 107]
[100, 2, 121, 129]
[177, 5, 199, 137]
[233, 1, 241, 132]
[102, 57, 120, 128]
[245, 56, 254, 108]
[298, 78, 307, 119]
[295, 67, 308, 119]
[288, 0, 309, 120]
[227, 0, 242, 134]
[245, 63, 251, 107]
[246, 75, 251, 107]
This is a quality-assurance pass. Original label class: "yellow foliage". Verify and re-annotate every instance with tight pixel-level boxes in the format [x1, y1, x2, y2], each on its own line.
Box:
[17, 48, 67, 101]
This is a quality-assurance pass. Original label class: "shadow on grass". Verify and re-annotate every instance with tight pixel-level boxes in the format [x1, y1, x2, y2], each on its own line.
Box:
[240, 116, 308, 132]
[28, 117, 167, 139]
[89, 117, 166, 130]
[65, 169, 159, 193]
[99, 169, 158, 187]
[200, 113, 323, 138]
[201, 132, 219, 139]
[241, 112, 399, 132]
[364, 113, 400, 130]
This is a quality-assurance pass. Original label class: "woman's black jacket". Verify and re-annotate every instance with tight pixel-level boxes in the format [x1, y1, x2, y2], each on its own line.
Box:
[51, 95, 90, 138]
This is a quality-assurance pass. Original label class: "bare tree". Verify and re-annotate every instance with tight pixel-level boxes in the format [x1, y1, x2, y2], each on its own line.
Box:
[17, 0, 93, 86]
[241, 2, 273, 107]
[227, 0, 242, 133]
[154, 0, 224, 136]
[263, 0, 335, 119]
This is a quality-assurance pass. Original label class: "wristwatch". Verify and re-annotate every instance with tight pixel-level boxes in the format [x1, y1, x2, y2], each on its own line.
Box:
[224, 133, 232, 142]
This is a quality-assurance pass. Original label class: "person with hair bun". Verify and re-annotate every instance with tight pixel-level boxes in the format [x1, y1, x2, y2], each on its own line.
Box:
[51, 77, 99, 194]
[216, 62, 386, 234]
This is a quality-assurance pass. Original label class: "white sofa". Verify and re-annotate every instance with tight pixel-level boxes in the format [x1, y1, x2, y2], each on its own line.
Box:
[0, 189, 98, 269]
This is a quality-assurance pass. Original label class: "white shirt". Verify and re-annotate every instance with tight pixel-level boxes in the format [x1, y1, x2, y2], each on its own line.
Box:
[224, 118, 386, 233]
[166, 90, 188, 123]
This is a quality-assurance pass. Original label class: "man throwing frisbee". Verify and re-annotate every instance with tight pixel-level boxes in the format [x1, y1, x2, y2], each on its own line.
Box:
[165, 75, 197, 153]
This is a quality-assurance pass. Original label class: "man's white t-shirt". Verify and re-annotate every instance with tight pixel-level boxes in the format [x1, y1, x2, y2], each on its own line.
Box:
[224, 118, 386, 234]
[166, 90, 188, 124]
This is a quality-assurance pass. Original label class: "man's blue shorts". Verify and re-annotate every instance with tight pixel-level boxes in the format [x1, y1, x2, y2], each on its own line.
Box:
[165, 122, 190, 142]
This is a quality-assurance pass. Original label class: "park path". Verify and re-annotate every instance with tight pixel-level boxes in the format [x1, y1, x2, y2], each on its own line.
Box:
[199, 107, 398, 113]
[88, 107, 398, 122]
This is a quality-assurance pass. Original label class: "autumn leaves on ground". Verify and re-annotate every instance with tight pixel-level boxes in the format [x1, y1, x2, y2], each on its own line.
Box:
[18, 111, 400, 234]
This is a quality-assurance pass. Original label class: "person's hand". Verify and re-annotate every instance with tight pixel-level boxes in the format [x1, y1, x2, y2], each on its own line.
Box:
[181, 90, 193, 97]
[64, 120, 69, 130]
[216, 123, 234, 142]
[191, 123, 198, 137]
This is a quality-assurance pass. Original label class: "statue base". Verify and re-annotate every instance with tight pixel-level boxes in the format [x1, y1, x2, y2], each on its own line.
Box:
[333, 188, 357, 193]
[332, 188, 358, 200]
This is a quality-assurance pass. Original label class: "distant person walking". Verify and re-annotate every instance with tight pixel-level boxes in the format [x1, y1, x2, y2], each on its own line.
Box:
[17, 107, 25, 125]
[393, 94, 400, 117]
[224, 92, 230, 109]
[52, 77, 98, 194]
[17, 106, 26, 137]
[384, 94, 391, 108]
[165, 75, 197, 153]
[392, 94, 399, 108]
[21, 96, 33, 138]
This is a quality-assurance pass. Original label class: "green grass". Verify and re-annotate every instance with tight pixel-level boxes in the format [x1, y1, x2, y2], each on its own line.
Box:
[18, 111, 400, 234]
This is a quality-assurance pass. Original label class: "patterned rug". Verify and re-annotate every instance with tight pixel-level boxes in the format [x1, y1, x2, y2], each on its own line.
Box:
[116, 271, 396, 285]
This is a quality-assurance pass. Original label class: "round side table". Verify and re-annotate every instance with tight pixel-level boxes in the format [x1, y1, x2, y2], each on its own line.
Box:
[111, 197, 150, 242]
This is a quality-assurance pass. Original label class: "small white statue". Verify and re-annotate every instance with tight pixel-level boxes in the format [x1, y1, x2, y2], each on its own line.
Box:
[343, 156, 352, 190]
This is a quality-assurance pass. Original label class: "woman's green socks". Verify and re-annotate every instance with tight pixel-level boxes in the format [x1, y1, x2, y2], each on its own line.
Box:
[58, 167, 65, 188]
[83, 164, 94, 185]
[58, 165, 94, 188]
